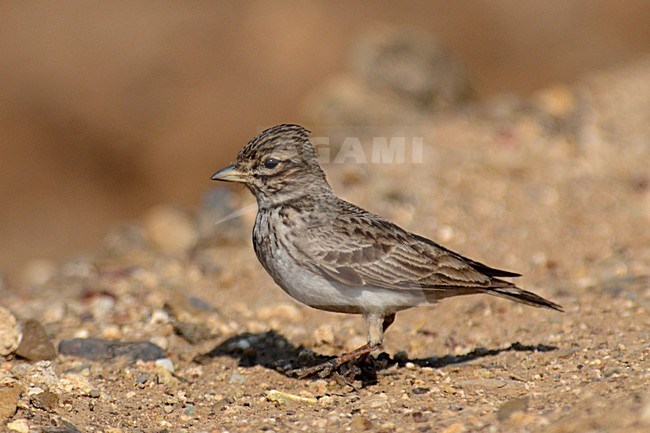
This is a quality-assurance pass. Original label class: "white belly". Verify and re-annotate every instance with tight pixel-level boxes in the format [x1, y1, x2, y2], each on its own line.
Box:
[265, 246, 430, 315]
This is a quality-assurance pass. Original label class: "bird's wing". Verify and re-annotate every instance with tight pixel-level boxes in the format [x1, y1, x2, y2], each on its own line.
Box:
[293, 206, 516, 291]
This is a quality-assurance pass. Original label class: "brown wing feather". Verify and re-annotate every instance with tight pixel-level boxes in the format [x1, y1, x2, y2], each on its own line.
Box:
[294, 205, 500, 291]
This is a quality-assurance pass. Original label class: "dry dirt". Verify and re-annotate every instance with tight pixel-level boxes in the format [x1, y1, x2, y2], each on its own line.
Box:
[0, 58, 649, 432]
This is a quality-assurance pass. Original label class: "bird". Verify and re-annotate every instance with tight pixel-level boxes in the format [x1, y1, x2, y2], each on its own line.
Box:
[211, 123, 563, 377]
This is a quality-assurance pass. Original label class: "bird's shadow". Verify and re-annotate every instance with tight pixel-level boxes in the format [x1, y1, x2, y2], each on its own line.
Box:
[194, 330, 557, 387]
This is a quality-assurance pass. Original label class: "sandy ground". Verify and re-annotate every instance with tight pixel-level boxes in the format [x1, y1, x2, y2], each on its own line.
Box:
[0, 57, 649, 432]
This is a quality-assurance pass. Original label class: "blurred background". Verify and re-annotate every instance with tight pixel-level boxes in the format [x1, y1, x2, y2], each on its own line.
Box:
[1, 0, 649, 281]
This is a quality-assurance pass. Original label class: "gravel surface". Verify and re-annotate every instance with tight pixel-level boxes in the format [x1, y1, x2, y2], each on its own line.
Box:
[0, 56, 649, 432]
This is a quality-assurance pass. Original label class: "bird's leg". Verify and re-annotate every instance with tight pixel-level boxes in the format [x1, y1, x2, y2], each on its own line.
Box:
[291, 313, 396, 379]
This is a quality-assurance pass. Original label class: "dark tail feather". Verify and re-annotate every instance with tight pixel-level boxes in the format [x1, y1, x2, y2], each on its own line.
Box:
[485, 283, 564, 312]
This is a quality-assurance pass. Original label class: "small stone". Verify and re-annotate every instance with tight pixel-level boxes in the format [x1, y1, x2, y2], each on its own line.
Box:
[144, 205, 198, 255]
[155, 358, 175, 373]
[88, 389, 101, 399]
[496, 396, 530, 422]
[229, 373, 245, 384]
[135, 373, 150, 384]
[50, 418, 81, 432]
[0, 306, 20, 356]
[266, 390, 317, 405]
[58, 338, 165, 362]
[163, 404, 173, 414]
[184, 404, 195, 416]
[15, 320, 57, 361]
[30, 390, 59, 410]
[6, 419, 29, 433]
[0, 384, 23, 421]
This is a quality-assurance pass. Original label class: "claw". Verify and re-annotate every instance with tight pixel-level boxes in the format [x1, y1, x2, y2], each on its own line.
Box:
[289, 359, 337, 378]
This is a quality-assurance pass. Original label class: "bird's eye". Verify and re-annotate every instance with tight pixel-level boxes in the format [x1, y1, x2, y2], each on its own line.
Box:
[264, 158, 280, 169]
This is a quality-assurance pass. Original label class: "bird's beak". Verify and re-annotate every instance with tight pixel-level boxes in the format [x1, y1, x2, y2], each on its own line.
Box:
[211, 164, 248, 183]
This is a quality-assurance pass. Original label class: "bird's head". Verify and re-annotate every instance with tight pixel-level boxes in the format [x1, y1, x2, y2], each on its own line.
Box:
[212, 124, 331, 206]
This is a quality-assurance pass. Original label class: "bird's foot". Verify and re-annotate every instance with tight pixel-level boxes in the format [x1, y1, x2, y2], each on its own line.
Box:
[289, 342, 378, 379]
[290, 359, 339, 379]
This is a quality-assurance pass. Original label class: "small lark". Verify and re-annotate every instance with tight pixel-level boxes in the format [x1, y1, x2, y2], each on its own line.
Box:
[212, 124, 562, 377]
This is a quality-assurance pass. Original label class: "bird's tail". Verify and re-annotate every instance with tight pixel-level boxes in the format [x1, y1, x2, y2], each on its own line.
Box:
[485, 281, 564, 312]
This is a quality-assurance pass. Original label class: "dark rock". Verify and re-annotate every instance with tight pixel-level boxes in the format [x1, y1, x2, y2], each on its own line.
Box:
[58, 338, 165, 362]
[412, 387, 430, 395]
[16, 319, 57, 361]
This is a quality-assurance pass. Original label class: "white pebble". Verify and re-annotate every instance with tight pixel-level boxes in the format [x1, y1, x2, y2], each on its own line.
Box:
[155, 358, 175, 373]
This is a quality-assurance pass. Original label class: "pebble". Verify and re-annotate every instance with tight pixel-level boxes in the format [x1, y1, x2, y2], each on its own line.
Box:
[266, 390, 317, 405]
[135, 373, 150, 384]
[155, 358, 175, 373]
[496, 396, 530, 422]
[15, 319, 57, 361]
[144, 205, 199, 255]
[184, 404, 195, 416]
[6, 419, 29, 433]
[229, 373, 245, 384]
[0, 383, 22, 421]
[0, 306, 20, 356]
[51, 418, 81, 432]
[30, 390, 59, 410]
[58, 338, 165, 362]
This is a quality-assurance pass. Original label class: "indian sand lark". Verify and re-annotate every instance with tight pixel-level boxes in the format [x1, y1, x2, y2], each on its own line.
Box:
[212, 124, 562, 377]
